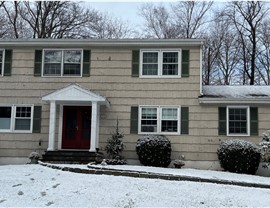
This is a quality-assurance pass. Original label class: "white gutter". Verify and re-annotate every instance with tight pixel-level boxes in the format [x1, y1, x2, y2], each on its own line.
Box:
[0, 39, 205, 48]
[199, 98, 270, 104]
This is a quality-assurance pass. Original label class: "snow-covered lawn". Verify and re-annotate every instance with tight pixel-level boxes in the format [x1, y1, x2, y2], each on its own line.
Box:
[1, 164, 270, 207]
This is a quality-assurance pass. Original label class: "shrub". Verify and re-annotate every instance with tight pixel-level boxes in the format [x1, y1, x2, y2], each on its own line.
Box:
[136, 135, 171, 167]
[105, 119, 124, 160]
[217, 139, 260, 175]
[259, 130, 270, 168]
[104, 119, 127, 165]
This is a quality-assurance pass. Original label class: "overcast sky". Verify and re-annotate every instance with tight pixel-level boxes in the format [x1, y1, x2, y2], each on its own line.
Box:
[85, 1, 175, 26]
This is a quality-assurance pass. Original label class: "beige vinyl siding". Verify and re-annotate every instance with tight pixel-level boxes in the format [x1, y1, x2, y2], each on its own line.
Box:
[1, 47, 269, 164]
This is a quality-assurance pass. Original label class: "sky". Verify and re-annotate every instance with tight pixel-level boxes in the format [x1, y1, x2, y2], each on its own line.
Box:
[84, 1, 175, 26]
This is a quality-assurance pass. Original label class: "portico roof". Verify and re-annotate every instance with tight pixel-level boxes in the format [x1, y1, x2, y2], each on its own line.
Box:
[42, 84, 109, 106]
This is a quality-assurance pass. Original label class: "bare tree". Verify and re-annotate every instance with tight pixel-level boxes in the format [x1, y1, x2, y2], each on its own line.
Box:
[172, 1, 213, 38]
[202, 36, 220, 85]
[82, 11, 133, 39]
[139, 3, 177, 38]
[1, 1, 23, 38]
[139, 1, 212, 39]
[257, 20, 270, 85]
[17, 1, 90, 38]
[0, 1, 132, 39]
[225, 1, 269, 85]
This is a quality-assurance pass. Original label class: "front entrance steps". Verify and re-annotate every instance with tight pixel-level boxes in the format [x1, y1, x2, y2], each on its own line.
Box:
[41, 151, 104, 164]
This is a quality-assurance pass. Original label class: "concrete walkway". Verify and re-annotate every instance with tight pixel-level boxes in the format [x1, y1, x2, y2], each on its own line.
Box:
[39, 162, 270, 189]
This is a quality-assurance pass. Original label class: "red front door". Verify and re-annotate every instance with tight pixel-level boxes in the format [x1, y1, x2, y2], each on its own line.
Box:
[62, 106, 91, 149]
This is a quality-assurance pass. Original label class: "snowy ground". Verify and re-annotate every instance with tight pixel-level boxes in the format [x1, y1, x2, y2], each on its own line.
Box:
[1, 165, 270, 207]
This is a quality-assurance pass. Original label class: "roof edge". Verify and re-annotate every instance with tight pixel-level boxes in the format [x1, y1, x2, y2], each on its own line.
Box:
[0, 38, 205, 47]
[198, 97, 270, 105]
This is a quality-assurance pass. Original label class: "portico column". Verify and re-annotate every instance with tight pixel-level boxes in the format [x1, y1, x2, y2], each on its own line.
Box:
[48, 101, 56, 151]
[90, 101, 99, 152]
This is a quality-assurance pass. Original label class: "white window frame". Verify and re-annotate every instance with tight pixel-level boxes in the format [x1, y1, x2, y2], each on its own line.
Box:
[140, 49, 181, 78]
[42, 49, 83, 77]
[0, 105, 34, 133]
[227, 106, 250, 136]
[0, 49, 4, 76]
[139, 105, 181, 135]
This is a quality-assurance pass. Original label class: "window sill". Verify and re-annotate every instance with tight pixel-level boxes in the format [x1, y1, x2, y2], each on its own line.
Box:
[227, 133, 250, 137]
[138, 132, 180, 135]
[139, 76, 181, 79]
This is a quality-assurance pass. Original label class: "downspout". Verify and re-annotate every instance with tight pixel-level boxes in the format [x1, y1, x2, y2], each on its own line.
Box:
[200, 42, 203, 95]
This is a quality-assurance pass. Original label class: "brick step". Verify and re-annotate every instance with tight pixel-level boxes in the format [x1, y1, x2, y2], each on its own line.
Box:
[42, 151, 104, 164]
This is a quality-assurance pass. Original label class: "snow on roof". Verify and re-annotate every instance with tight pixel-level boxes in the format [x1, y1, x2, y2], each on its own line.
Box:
[202, 86, 270, 99]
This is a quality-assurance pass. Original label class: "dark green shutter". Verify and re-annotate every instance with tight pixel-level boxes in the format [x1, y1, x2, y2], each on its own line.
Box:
[181, 50, 189, 77]
[83, 50, 91, 77]
[250, 107, 258, 136]
[130, 106, 138, 134]
[219, 107, 227, 135]
[4, 49, 12, 76]
[132, 50, 139, 77]
[33, 106, 42, 133]
[34, 50, 42, 76]
[181, 107, 189, 135]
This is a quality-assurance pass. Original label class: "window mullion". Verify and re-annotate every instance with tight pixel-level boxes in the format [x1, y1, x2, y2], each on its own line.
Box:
[158, 107, 161, 133]
[61, 50, 64, 76]
[159, 51, 162, 77]
[11, 106, 15, 131]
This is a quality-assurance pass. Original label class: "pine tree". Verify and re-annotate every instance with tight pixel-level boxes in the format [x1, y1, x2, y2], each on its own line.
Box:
[105, 119, 124, 160]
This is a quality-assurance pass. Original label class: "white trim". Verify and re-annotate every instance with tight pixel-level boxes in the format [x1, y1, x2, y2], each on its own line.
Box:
[140, 49, 181, 78]
[42, 84, 109, 105]
[48, 101, 56, 151]
[0, 49, 4, 77]
[0, 39, 205, 48]
[58, 105, 63, 150]
[90, 102, 98, 152]
[0, 105, 33, 133]
[138, 105, 181, 135]
[199, 98, 270, 105]
[199, 46, 203, 95]
[42, 49, 83, 78]
[226, 106, 250, 137]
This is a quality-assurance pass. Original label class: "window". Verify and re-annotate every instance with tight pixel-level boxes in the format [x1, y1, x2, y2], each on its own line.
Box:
[43, 49, 82, 76]
[139, 106, 180, 134]
[227, 106, 249, 136]
[0, 107, 12, 130]
[140, 50, 180, 77]
[0, 105, 33, 132]
[15, 106, 32, 131]
[0, 50, 3, 76]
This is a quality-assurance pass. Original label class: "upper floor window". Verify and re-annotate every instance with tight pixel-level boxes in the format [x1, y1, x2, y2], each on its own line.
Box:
[227, 106, 249, 136]
[0, 105, 33, 133]
[43, 49, 82, 77]
[140, 50, 181, 78]
[0, 50, 3, 76]
[139, 106, 180, 135]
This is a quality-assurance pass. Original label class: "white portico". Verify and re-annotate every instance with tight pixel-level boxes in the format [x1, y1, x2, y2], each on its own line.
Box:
[42, 84, 109, 152]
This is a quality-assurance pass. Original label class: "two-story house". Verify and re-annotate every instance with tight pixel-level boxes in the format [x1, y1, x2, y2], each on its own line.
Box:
[0, 39, 269, 169]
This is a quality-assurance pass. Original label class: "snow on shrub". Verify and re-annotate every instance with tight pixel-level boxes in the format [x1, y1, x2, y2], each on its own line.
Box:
[259, 130, 270, 168]
[136, 135, 171, 167]
[217, 139, 260, 175]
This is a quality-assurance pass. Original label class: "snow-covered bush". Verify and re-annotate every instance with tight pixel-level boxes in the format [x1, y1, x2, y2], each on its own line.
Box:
[28, 151, 41, 164]
[259, 130, 270, 168]
[136, 135, 171, 167]
[28, 151, 41, 160]
[217, 139, 260, 175]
